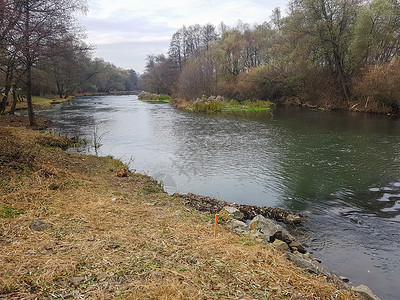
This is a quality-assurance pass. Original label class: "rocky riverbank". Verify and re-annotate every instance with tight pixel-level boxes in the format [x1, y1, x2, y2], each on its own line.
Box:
[175, 194, 381, 300]
[174, 192, 306, 224]
[0, 118, 363, 299]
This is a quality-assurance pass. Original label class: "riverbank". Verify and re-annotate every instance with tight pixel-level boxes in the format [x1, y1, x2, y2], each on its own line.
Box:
[0, 119, 359, 299]
[1, 95, 72, 115]
[283, 97, 397, 116]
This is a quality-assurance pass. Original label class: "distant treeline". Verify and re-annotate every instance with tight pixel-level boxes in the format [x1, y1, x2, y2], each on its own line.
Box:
[0, 0, 138, 124]
[139, 0, 400, 114]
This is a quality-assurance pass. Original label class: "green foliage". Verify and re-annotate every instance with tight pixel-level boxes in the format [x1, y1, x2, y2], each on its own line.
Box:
[155, 94, 171, 101]
[138, 92, 171, 103]
[226, 99, 274, 111]
[1, 206, 25, 218]
[186, 96, 274, 113]
[190, 99, 226, 112]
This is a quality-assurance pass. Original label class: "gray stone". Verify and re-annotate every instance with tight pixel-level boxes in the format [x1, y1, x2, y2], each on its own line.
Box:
[244, 230, 267, 243]
[289, 240, 306, 253]
[272, 239, 290, 251]
[276, 228, 295, 244]
[339, 276, 349, 283]
[285, 253, 348, 288]
[352, 285, 381, 300]
[249, 215, 282, 242]
[29, 219, 53, 231]
[187, 257, 198, 264]
[227, 219, 248, 234]
[219, 206, 244, 221]
[285, 214, 302, 224]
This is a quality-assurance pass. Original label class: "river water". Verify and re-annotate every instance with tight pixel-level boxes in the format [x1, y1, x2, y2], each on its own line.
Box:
[36, 95, 400, 299]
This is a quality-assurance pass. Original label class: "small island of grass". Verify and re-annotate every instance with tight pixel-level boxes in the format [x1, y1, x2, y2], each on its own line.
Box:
[138, 91, 171, 103]
[178, 96, 275, 113]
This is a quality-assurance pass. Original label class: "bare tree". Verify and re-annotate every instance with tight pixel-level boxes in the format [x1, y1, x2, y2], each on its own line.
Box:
[12, 0, 87, 125]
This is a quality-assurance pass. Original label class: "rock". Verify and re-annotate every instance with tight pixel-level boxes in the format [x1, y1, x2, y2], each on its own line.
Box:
[226, 219, 248, 234]
[285, 214, 303, 224]
[273, 239, 290, 251]
[219, 206, 244, 221]
[352, 285, 381, 300]
[174, 193, 307, 224]
[339, 276, 349, 283]
[187, 257, 198, 264]
[29, 219, 53, 231]
[249, 215, 282, 242]
[245, 230, 267, 243]
[275, 228, 295, 243]
[285, 253, 348, 288]
[289, 241, 306, 253]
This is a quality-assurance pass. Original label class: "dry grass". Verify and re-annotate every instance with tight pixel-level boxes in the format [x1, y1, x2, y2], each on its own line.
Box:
[0, 125, 358, 299]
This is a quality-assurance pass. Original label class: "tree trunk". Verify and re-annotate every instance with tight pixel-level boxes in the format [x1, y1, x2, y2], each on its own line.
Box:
[10, 84, 18, 114]
[334, 52, 351, 102]
[26, 64, 35, 126]
[0, 66, 12, 113]
[24, 2, 35, 126]
[0, 87, 10, 113]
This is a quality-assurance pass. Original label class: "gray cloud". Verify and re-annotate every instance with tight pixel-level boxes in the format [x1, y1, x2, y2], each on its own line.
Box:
[92, 40, 170, 73]
[80, 0, 289, 72]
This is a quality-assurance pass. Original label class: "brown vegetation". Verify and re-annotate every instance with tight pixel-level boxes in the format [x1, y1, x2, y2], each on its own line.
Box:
[139, 0, 400, 116]
[0, 121, 358, 299]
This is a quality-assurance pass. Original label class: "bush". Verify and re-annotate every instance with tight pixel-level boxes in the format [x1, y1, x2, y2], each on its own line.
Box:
[354, 61, 400, 114]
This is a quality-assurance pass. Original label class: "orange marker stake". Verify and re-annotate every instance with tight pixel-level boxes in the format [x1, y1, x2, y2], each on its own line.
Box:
[214, 214, 219, 238]
[52, 128, 55, 135]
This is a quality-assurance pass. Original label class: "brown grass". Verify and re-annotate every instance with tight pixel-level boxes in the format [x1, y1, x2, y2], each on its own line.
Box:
[0, 125, 358, 299]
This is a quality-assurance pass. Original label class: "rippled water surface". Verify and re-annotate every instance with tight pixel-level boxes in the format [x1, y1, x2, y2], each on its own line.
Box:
[37, 95, 400, 299]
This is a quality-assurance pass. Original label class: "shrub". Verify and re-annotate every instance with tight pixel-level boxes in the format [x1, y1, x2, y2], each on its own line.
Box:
[354, 61, 400, 114]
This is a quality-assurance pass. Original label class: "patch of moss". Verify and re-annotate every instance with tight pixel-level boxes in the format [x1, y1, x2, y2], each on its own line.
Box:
[0, 206, 25, 218]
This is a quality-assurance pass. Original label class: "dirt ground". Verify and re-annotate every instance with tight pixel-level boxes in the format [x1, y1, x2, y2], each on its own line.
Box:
[0, 121, 358, 299]
[0, 115, 50, 130]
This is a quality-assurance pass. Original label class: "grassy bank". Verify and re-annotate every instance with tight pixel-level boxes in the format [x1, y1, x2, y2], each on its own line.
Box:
[0, 122, 357, 299]
[2, 95, 72, 113]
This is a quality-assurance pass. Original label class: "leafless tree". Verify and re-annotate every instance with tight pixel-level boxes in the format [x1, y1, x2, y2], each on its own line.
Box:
[12, 0, 87, 125]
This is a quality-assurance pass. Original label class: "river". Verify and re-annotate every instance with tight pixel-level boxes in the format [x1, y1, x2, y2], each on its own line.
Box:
[35, 95, 400, 299]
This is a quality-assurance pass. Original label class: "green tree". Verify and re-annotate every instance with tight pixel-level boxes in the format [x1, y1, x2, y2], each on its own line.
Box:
[286, 0, 361, 101]
[350, 0, 400, 69]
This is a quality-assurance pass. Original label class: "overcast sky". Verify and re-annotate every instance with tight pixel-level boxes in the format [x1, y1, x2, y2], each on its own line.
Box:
[79, 0, 289, 73]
